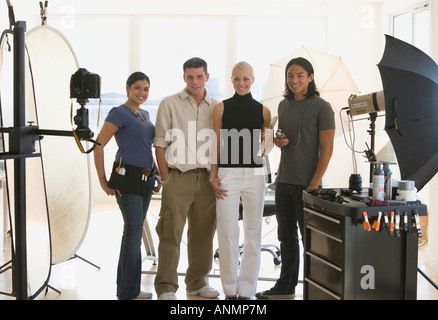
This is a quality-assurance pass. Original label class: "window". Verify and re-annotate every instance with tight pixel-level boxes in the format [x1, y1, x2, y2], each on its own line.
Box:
[140, 18, 228, 124]
[392, 2, 431, 54]
[3, 8, 328, 132]
[49, 16, 130, 131]
[235, 17, 327, 101]
[47, 13, 327, 127]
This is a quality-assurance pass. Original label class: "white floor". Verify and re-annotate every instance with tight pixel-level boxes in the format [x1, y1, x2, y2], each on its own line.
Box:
[1, 199, 437, 301]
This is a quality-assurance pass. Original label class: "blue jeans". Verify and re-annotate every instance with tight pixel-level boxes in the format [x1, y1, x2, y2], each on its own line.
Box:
[273, 183, 305, 293]
[115, 177, 154, 300]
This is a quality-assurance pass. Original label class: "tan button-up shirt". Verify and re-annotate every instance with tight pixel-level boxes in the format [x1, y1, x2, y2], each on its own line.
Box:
[153, 89, 219, 172]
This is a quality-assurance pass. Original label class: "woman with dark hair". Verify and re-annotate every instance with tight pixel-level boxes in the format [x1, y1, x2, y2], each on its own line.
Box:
[256, 57, 335, 300]
[94, 71, 160, 300]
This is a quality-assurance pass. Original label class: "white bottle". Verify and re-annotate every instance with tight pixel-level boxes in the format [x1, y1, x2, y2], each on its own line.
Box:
[383, 162, 392, 200]
[372, 162, 385, 201]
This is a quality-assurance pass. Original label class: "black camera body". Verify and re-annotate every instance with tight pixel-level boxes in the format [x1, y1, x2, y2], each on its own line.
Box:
[70, 68, 100, 140]
[70, 68, 100, 100]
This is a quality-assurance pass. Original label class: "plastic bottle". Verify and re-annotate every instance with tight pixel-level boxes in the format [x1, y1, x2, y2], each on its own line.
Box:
[383, 162, 392, 200]
[372, 162, 385, 201]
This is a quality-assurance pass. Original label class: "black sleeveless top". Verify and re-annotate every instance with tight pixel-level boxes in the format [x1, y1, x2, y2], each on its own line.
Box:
[219, 93, 264, 167]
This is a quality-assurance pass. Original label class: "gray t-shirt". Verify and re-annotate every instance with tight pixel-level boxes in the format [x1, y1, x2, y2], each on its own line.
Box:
[275, 95, 335, 186]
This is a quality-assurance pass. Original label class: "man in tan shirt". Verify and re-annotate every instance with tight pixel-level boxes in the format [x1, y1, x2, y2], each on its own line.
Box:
[153, 57, 219, 300]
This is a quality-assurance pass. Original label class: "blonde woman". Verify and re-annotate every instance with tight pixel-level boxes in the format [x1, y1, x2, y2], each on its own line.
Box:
[210, 62, 271, 300]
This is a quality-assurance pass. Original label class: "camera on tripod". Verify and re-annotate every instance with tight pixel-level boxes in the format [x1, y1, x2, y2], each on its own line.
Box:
[70, 68, 101, 140]
[70, 68, 100, 102]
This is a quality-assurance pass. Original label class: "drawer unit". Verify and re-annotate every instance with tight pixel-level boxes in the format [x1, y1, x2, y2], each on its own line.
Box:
[303, 189, 427, 300]
[305, 207, 343, 266]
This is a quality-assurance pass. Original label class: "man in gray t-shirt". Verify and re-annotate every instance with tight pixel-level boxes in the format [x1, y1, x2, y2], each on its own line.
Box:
[276, 95, 335, 187]
[256, 57, 335, 300]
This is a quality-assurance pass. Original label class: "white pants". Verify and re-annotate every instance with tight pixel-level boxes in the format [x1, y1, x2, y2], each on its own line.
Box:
[216, 167, 265, 297]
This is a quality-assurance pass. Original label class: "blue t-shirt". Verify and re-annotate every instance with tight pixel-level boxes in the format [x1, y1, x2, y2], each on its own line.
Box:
[105, 104, 155, 170]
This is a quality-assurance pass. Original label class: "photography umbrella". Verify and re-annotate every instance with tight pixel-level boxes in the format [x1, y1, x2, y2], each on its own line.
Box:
[263, 46, 360, 129]
[378, 34, 438, 191]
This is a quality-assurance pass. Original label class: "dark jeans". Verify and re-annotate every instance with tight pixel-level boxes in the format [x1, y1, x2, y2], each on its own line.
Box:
[274, 182, 305, 293]
[115, 177, 155, 300]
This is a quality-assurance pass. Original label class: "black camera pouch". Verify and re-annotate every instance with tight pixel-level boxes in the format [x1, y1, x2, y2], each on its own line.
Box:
[108, 162, 152, 197]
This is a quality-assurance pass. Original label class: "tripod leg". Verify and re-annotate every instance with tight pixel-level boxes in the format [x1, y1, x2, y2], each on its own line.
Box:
[72, 254, 101, 270]
[45, 284, 61, 295]
[418, 267, 438, 291]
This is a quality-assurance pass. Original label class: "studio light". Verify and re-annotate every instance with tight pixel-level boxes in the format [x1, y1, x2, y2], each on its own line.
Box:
[348, 90, 385, 117]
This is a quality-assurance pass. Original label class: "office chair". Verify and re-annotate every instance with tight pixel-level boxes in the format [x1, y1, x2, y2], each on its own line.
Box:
[254, 199, 281, 265]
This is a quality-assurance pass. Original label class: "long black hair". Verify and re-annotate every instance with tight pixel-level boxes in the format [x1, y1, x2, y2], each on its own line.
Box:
[283, 57, 319, 100]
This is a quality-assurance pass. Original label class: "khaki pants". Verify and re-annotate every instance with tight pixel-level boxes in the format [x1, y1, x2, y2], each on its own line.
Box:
[154, 168, 216, 295]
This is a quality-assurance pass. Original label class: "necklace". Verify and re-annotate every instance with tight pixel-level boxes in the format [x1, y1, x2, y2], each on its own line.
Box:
[279, 97, 310, 151]
[291, 97, 310, 149]
[125, 104, 147, 122]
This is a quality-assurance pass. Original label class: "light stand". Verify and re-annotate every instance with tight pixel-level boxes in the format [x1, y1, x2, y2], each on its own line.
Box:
[367, 112, 377, 183]
[0, 20, 46, 300]
[348, 91, 384, 183]
[9, 20, 26, 300]
[0, 20, 100, 299]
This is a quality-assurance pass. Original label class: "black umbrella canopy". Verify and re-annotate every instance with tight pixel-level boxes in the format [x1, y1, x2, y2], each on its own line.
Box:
[378, 34, 438, 191]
